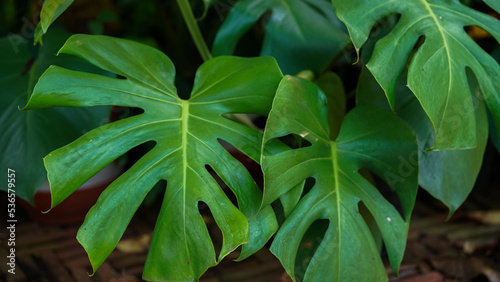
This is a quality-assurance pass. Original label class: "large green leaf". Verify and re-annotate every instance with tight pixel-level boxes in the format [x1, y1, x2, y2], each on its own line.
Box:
[262, 76, 418, 281]
[332, 0, 500, 150]
[357, 66, 488, 215]
[24, 34, 282, 281]
[34, 0, 74, 44]
[0, 29, 110, 202]
[212, 0, 350, 75]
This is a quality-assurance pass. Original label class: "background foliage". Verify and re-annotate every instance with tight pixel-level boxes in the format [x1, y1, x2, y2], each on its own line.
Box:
[1, 0, 499, 281]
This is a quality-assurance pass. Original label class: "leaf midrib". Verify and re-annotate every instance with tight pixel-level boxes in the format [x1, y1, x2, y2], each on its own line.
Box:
[330, 142, 341, 281]
[419, 0, 453, 132]
[181, 100, 190, 265]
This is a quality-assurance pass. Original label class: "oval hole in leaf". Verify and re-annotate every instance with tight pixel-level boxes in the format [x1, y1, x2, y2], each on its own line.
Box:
[301, 177, 316, 198]
[217, 138, 262, 188]
[278, 177, 315, 221]
[124, 140, 157, 171]
[359, 168, 404, 219]
[294, 219, 329, 281]
[279, 134, 313, 150]
[198, 200, 224, 259]
[205, 164, 239, 209]
[358, 201, 383, 254]
[465, 25, 497, 53]
[143, 179, 167, 206]
[108, 106, 139, 123]
[221, 113, 266, 130]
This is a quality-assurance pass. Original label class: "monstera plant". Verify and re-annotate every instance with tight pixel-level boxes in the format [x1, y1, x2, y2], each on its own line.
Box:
[5, 0, 499, 280]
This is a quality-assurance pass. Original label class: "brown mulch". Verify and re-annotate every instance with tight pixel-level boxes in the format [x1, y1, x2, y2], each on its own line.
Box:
[388, 188, 500, 282]
[1, 182, 499, 282]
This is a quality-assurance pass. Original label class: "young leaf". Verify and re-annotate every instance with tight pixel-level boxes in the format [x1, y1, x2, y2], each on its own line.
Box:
[332, 0, 500, 150]
[34, 0, 74, 44]
[262, 76, 418, 281]
[24, 34, 282, 281]
[212, 0, 350, 75]
[0, 30, 110, 202]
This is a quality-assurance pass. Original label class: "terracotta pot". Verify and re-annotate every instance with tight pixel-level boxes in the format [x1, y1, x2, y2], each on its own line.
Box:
[21, 162, 122, 225]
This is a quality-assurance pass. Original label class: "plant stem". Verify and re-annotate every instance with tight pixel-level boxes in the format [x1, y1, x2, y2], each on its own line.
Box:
[176, 1, 256, 129]
[176, 0, 212, 62]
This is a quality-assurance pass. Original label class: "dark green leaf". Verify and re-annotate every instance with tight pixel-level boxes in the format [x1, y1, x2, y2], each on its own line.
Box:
[25, 34, 282, 281]
[333, 0, 500, 150]
[0, 30, 110, 202]
[357, 66, 488, 215]
[262, 76, 418, 281]
[213, 0, 350, 74]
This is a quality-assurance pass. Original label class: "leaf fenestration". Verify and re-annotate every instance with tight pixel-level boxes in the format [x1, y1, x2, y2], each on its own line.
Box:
[332, 0, 500, 150]
[25, 34, 282, 281]
[262, 76, 418, 281]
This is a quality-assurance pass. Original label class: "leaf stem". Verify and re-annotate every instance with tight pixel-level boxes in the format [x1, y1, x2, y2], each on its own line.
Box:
[177, 0, 212, 62]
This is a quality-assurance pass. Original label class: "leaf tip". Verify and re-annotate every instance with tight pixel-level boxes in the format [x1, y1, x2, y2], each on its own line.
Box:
[40, 207, 52, 214]
[76, 231, 101, 277]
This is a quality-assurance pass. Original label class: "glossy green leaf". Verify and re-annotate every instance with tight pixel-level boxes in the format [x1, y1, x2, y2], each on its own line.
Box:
[332, 0, 500, 150]
[34, 0, 74, 44]
[262, 76, 418, 281]
[0, 30, 110, 202]
[212, 0, 350, 74]
[357, 66, 488, 215]
[277, 72, 346, 217]
[25, 34, 282, 281]
[314, 72, 346, 140]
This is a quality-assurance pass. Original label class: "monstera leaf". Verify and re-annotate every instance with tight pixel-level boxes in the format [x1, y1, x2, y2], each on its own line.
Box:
[262, 76, 418, 281]
[212, 0, 350, 74]
[332, 0, 500, 150]
[0, 30, 110, 202]
[25, 34, 282, 281]
[34, 0, 74, 44]
[357, 66, 488, 216]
